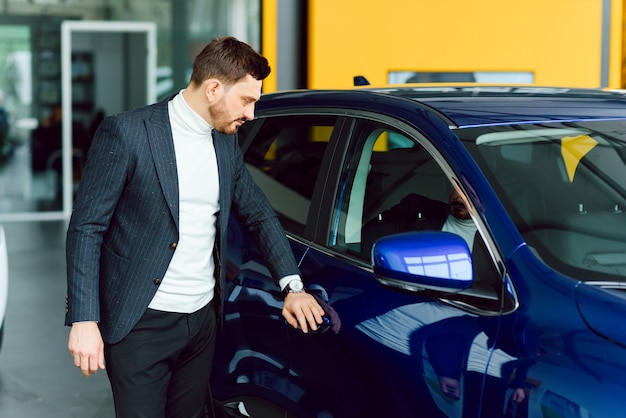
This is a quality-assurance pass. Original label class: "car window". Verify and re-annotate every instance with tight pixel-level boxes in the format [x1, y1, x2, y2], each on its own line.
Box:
[330, 119, 506, 312]
[238, 114, 338, 236]
[330, 120, 452, 257]
[460, 122, 626, 283]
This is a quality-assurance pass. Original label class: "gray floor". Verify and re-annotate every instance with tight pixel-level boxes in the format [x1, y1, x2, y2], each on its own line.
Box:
[0, 222, 115, 417]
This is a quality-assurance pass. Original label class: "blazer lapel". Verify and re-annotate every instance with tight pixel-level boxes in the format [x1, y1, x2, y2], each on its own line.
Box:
[213, 130, 232, 224]
[146, 99, 179, 228]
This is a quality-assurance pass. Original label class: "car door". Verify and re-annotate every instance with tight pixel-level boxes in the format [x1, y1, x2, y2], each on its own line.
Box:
[294, 114, 521, 418]
[210, 112, 351, 416]
[212, 107, 521, 417]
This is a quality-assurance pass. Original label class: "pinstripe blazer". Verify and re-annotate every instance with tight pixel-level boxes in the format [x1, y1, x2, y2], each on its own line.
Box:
[65, 95, 299, 344]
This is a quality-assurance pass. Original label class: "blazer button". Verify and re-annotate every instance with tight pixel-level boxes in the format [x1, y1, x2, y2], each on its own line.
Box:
[170, 242, 177, 249]
[154, 278, 162, 286]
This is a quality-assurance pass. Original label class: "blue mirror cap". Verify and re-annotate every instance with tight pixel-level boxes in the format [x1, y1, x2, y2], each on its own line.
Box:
[372, 231, 473, 290]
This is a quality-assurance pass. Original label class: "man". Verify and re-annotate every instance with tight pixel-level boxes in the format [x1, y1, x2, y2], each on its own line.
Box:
[65, 36, 325, 417]
[440, 189, 477, 248]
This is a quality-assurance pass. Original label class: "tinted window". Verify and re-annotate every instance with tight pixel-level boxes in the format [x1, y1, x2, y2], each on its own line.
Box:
[239, 114, 337, 235]
[331, 119, 505, 312]
[330, 122, 452, 258]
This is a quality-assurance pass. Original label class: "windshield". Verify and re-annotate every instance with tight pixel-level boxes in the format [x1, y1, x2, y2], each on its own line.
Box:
[459, 121, 626, 283]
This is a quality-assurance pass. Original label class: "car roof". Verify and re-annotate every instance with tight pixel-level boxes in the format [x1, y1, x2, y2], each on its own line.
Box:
[258, 85, 626, 128]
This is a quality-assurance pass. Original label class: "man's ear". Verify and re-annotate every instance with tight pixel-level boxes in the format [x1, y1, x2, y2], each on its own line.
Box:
[204, 79, 222, 102]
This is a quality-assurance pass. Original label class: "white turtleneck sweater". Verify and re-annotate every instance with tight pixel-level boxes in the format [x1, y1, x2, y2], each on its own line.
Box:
[149, 91, 220, 313]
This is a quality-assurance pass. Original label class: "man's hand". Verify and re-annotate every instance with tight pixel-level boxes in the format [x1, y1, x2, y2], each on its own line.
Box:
[68, 321, 105, 377]
[282, 292, 325, 333]
[311, 293, 341, 334]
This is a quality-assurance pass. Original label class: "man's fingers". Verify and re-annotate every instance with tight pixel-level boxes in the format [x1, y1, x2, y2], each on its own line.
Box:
[72, 354, 100, 377]
[283, 310, 298, 329]
[283, 293, 326, 333]
[295, 304, 324, 333]
[98, 353, 106, 370]
[306, 306, 324, 327]
[298, 310, 314, 333]
[82, 357, 92, 376]
[75, 354, 90, 376]
[285, 308, 310, 332]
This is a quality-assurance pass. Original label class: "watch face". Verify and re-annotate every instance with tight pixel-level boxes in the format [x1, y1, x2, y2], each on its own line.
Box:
[289, 280, 304, 292]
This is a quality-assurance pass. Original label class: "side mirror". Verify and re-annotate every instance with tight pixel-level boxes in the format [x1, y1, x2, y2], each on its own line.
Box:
[372, 231, 473, 293]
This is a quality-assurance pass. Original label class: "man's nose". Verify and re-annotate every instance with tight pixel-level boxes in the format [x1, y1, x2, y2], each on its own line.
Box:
[243, 103, 255, 121]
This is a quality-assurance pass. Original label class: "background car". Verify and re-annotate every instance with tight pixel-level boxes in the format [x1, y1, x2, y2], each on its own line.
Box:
[210, 85, 626, 418]
[0, 225, 7, 351]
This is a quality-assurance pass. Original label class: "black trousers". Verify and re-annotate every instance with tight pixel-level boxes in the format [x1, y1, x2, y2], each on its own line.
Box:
[104, 301, 217, 418]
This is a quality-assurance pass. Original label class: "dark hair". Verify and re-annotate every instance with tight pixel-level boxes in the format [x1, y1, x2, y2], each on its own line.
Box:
[190, 36, 271, 86]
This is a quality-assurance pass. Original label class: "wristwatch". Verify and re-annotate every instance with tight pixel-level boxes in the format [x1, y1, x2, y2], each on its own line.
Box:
[283, 279, 305, 297]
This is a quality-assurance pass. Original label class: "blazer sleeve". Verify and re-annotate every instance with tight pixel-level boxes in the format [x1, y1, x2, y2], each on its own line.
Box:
[227, 136, 300, 282]
[65, 115, 130, 325]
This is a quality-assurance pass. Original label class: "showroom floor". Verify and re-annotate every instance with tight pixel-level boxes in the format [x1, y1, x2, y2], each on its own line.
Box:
[0, 223, 115, 417]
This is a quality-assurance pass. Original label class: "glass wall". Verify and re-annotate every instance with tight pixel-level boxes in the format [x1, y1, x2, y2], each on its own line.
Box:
[0, 24, 32, 215]
[0, 0, 261, 222]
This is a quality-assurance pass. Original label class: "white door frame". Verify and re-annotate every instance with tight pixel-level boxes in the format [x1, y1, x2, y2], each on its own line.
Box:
[60, 20, 157, 221]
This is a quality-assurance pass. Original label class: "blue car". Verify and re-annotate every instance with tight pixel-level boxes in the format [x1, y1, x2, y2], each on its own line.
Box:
[210, 86, 626, 418]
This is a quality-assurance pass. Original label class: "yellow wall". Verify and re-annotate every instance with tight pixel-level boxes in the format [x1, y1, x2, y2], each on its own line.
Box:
[262, 0, 278, 93]
[308, 0, 622, 89]
[621, 0, 626, 88]
[610, 0, 624, 88]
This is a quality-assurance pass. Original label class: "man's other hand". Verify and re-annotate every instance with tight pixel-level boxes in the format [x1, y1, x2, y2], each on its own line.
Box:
[68, 321, 105, 377]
